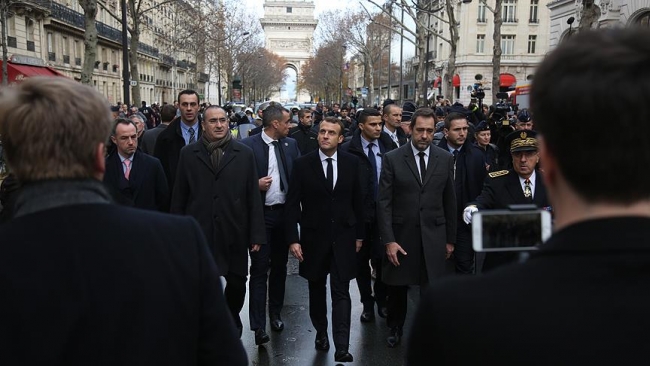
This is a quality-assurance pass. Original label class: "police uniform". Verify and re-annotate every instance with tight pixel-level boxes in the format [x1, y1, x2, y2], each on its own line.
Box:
[467, 130, 550, 272]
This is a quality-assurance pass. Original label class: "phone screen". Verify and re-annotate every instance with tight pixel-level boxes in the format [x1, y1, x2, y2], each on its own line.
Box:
[473, 211, 551, 252]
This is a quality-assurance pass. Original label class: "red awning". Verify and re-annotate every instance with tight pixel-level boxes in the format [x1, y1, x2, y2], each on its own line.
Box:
[433, 77, 442, 88]
[0, 61, 65, 84]
[500, 73, 517, 88]
[452, 74, 460, 87]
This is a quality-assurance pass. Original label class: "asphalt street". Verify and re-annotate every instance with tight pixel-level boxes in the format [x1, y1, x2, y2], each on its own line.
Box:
[239, 257, 421, 366]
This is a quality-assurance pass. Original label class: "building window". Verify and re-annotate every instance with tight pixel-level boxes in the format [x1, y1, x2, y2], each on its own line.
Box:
[477, 2, 487, 22]
[501, 35, 515, 55]
[529, 0, 539, 23]
[47, 32, 54, 53]
[502, 0, 518, 23]
[8, 15, 15, 37]
[286, 7, 292, 13]
[476, 34, 485, 53]
[26, 17, 34, 42]
[527, 35, 536, 53]
[62, 36, 70, 57]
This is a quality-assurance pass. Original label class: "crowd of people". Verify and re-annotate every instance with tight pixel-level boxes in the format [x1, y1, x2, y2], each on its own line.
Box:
[0, 27, 649, 365]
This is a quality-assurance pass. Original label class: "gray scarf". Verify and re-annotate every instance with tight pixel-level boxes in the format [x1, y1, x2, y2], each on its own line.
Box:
[202, 132, 232, 171]
[13, 179, 111, 218]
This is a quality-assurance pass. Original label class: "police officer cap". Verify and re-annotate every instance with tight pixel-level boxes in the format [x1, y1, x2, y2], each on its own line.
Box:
[517, 109, 532, 122]
[434, 107, 445, 117]
[505, 130, 538, 153]
[475, 120, 490, 132]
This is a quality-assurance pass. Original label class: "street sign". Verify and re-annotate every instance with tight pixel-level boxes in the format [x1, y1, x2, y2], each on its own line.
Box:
[130, 80, 138, 86]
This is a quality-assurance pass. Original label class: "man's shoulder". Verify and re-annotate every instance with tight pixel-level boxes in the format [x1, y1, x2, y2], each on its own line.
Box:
[488, 169, 511, 179]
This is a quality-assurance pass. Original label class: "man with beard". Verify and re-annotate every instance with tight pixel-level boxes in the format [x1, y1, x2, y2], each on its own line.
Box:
[437, 112, 487, 274]
[171, 106, 266, 336]
[289, 108, 318, 155]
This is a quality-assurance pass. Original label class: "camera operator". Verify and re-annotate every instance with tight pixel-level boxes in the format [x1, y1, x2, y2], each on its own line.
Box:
[407, 28, 650, 365]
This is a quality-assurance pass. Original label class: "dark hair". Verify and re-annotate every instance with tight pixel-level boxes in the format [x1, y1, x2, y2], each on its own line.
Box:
[111, 118, 138, 136]
[160, 104, 177, 123]
[409, 108, 436, 130]
[176, 89, 199, 104]
[262, 104, 289, 127]
[357, 108, 381, 125]
[382, 103, 399, 117]
[444, 112, 468, 130]
[298, 108, 311, 119]
[531, 28, 650, 203]
[321, 117, 345, 136]
[202, 105, 226, 122]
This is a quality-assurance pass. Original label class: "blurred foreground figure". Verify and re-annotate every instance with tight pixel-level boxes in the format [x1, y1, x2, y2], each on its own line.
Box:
[407, 28, 650, 365]
[0, 77, 247, 366]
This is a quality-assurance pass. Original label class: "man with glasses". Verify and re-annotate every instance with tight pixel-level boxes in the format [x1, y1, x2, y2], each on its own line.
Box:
[171, 105, 266, 337]
[154, 90, 201, 194]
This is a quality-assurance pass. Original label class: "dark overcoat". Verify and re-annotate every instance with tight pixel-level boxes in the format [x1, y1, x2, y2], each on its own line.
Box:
[153, 117, 200, 193]
[170, 139, 266, 277]
[473, 169, 549, 210]
[285, 150, 365, 282]
[377, 143, 457, 286]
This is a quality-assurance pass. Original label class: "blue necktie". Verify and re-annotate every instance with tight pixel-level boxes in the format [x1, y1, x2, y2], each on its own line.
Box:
[367, 143, 378, 198]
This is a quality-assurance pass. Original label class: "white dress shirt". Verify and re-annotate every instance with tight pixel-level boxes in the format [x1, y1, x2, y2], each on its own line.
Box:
[411, 144, 430, 178]
[383, 125, 399, 145]
[319, 149, 338, 189]
[261, 131, 285, 205]
[519, 170, 537, 198]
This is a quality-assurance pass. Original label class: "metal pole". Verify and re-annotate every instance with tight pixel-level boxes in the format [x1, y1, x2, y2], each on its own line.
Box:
[424, 2, 431, 106]
[121, 0, 130, 104]
[387, 3, 392, 102]
[399, 6, 404, 103]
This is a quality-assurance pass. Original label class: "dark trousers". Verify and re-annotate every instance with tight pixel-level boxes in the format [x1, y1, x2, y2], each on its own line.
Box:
[355, 222, 387, 308]
[224, 272, 247, 330]
[386, 254, 429, 329]
[308, 255, 352, 351]
[249, 206, 289, 330]
[454, 223, 475, 274]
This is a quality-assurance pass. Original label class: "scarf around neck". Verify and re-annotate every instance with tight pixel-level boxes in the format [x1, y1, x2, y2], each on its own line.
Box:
[202, 131, 232, 170]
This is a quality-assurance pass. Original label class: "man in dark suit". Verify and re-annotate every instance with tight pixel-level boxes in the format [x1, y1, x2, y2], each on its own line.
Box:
[340, 108, 395, 323]
[103, 119, 169, 211]
[382, 103, 408, 147]
[0, 77, 247, 365]
[407, 28, 650, 365]
[463, 130, 549, 272]
[377, 107, 457, 348]
[287, 117, 364, 363]
[288, 108, 318, 155]
[153, 89, 201, 194]
[240, 104, 300, 345]
[141, 104, 176, 155]
[437, 112, 488, 274]
[171, 105, 266, 336]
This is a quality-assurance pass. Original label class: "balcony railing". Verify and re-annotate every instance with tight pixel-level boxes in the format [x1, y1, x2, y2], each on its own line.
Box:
[8, 36, 17, 48]
[176, 60, 189, 69]
[96, 22, 121, 43]
[503, 17, 518, 23]
[138, 42, 159, 58]
[529, 18, 539, 23]
[48, 52, 56, 61]
[198, 72, 209, 82]
[63, 55, 70, 64]
[160, 54, 174, 66]
[27, 40, 35, 51]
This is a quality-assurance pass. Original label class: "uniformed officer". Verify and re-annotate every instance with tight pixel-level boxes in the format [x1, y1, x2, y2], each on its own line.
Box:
[463, 130, 551, 272]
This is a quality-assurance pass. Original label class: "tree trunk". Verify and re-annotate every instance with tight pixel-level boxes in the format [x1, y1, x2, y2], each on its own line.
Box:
[444, 0, 459, 102]
[492, 0, 503, 103]
[414, 2, 427, 105]
[79, 0, 98, 85]
[366, 54, 374, 108]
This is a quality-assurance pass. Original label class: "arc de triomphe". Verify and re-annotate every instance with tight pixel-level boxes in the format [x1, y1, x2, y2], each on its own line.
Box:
[260, 0, 317, 103]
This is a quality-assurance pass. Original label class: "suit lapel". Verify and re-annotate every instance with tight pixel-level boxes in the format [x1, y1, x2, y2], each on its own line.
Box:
[256, 134, 269, 175]
[310, 151, 331, 193]
[128, 153, 145, 197]
[194, 143, 215, 174]
[506, 173, 528, 203]
[215, 140, 237, 176]
[422, 145, 438, 186]
[403, 145, 423, 186]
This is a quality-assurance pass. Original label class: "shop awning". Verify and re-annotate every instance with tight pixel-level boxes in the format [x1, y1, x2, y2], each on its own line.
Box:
[453, 74, 460, 87]
[0, 61, 65, 84]
[500, 73, 517, 88]
[433, 77, 442, 88]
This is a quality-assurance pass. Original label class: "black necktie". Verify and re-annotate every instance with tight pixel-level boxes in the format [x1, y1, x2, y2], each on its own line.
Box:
[418, 151, 427, 184]
[453, 149, 459, 180]
[271, 141, 288, 192]
[326, 158, 334, 190]
[188, 127, 196, 144]
[367, 143, 378, 198]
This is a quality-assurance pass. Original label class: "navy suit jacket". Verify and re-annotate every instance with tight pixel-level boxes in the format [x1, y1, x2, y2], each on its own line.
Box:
[103, 151, 169, 212]
[240, 132, 300, 206]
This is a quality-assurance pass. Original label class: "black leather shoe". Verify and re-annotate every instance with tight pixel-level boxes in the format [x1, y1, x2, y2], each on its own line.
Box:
[254, 329, 270, 345]
[360, 305, 375, 323]
[386, 326, 402, 348]
[378, 306, 388, 319]
[270, 313, 284, 332]
[334, 350, 354, 362]
[314, 332, 330, 351]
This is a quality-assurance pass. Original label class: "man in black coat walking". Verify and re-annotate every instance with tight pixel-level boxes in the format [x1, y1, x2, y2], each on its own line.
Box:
[340, 108, 395, 322]
[287, 117, 365, 363]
